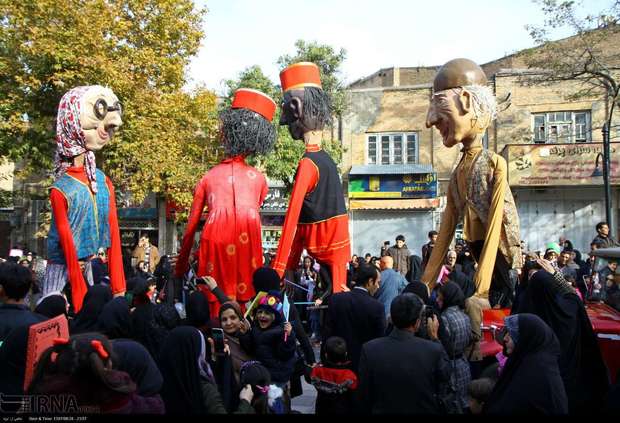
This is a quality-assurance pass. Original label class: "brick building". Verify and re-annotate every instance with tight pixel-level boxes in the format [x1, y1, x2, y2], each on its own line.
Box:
[342, 31, 620, 255]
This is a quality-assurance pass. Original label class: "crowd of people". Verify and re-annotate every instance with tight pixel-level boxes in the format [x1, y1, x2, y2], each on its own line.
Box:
[0, 221, 619, 415]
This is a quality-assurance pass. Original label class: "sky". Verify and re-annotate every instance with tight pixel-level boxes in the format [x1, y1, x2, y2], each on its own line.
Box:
[188, 0, 613, 95]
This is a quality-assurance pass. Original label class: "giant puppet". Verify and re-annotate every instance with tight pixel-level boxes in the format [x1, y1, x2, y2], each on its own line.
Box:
[271, 62, 351, 299]
[44, 86, 126, 312]
[421, 58, 522, 308]
[175, 89, 277, 314]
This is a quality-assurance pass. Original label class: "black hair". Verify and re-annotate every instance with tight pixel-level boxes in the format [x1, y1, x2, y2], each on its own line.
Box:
[428, 230, 438, 238]
[220, 108, 276, 157]
[390, 293, 424, 329]
[28, 333, 134, 401]
[596, 221, 608, 232]
[302, 86, 332, 128]
[364, 253, 371, 258]
[396, 234, 405, 242]
[0, 261, 33, 300]
[239, 362, 272, 414]
[356, 264, 379, 287]
[468, 378, 495, 402]
[324, 336, 348, 365]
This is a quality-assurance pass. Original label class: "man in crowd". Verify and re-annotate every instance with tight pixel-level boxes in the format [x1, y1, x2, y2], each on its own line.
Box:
[592, 221, 619, 249]
[557, 249, 578, 282]
[421, 230, 438, 269]
[357, 293, 450, 414]
[375, 256, 407, 318]
[386, 235, 410, 277]
[325, 264, 385, 372]
[132, 235, 160, 274]
[0, 261, 45, 342]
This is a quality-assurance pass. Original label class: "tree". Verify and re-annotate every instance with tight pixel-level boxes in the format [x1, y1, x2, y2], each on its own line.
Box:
[0, 0, 220, 216]
[524, 0, 620, 229]
[222, 41, 348, 193]
[524, 1, 620, 119]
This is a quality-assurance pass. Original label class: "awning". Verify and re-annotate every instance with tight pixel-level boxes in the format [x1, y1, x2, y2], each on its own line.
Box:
[349, 198, 440, 210]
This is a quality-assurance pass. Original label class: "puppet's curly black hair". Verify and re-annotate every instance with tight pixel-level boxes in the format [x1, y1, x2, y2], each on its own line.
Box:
[302, 86, 332, 128]
[220, 108, 276, 158]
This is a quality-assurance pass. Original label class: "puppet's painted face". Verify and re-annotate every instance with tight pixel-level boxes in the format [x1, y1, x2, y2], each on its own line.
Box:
[80, 87, 123, 151]
[426, 88, 475, 148]
[280, 89, 306, 141]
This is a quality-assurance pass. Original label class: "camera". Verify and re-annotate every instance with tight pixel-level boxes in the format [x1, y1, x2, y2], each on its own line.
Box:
[422, 305, 436, 321]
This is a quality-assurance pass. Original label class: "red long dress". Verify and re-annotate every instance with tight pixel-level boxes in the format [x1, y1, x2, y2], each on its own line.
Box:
[175, 156, 268, 315]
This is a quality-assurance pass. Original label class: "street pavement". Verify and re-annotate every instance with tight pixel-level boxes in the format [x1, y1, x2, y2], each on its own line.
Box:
[290, 344, 320, 414]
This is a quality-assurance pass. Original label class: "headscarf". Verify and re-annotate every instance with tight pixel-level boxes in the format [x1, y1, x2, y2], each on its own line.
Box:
[439, 281, 465, 310]
[186, 291, 211, 328]
[513, 270, 609, 413]
[403, 280, 430, 304]
[112, 339, 163, 396]
[96, 297, 132, 339]
[219, 301, 244, 322]
[70, 284, 113, 333]
[55, 86, 99, 192]
[484, 313, 568, 415]
[448, 269, 475, 299]
[159, 326, 213, 415]
[34, 292, 67, 318]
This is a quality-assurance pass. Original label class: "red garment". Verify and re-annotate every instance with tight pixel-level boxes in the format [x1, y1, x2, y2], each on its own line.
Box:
[175, 156, 268, 314]
[49, 166, 126, 312]
[271, 145, 350, 292]
[310, 365, 358, 390]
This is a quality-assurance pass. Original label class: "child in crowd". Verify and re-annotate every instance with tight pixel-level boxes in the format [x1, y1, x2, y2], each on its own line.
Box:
[467, 377, 495, 414]
[239, 290, 296, 409]
[239, 361, 286, 414]
[310, 336, 358, 414]
[28, 333, 164, 414]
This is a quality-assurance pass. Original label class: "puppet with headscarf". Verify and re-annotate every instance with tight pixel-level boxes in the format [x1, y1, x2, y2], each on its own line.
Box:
[421, 59, 522, 310]
[43, 86, 126, 313]
[271, 62, 351, 297]
[175, 89, 277, 316]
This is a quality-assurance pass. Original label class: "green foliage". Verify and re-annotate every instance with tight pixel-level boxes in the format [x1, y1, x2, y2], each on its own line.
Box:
[0, 0, 220, 217]
[223, 41, 347, 193]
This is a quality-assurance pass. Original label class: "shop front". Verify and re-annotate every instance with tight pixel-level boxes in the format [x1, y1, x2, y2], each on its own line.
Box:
[503, 142, 620, 253]
[347, 164, 439, 256]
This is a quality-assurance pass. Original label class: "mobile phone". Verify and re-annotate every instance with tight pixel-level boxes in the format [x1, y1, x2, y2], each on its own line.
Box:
[212, 328, 225, 355]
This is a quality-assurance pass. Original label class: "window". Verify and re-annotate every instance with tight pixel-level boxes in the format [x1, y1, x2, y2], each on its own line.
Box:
[532, 111, 591, 144]
[367, 132, 418, 164]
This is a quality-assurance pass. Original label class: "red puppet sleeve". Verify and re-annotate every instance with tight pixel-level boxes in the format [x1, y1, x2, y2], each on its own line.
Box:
[175, 175, 207, 278]
[50, 188, 88, 313]
[105, 177, 126, 295]
[271, 158, 318, 277]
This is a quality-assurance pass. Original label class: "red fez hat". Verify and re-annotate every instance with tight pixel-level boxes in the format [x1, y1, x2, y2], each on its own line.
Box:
[231, 88, 276, 122]
[279, 62, 322, 92]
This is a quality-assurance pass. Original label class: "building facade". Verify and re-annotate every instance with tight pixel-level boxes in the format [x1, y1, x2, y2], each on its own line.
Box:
[343, 39, 620, 256]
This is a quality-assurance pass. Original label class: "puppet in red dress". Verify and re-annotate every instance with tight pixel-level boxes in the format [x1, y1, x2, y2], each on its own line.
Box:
[175, 89, 277, 315]
[43, 86, 126, 313]
[271, 63, 351, 302]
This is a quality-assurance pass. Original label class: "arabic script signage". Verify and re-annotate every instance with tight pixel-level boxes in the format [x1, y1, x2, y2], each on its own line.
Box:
[505, 143, 620, 186]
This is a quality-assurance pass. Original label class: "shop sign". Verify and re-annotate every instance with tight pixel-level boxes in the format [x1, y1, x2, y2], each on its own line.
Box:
[505, 142, 620, 186]
[348, 173, 437, 199]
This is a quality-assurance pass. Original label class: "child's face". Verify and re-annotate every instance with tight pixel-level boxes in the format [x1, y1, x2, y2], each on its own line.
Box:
[256, 309, 275, 329]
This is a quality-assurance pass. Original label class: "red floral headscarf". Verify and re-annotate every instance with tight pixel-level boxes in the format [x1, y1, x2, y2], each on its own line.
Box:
[55, 86, 99, 192]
